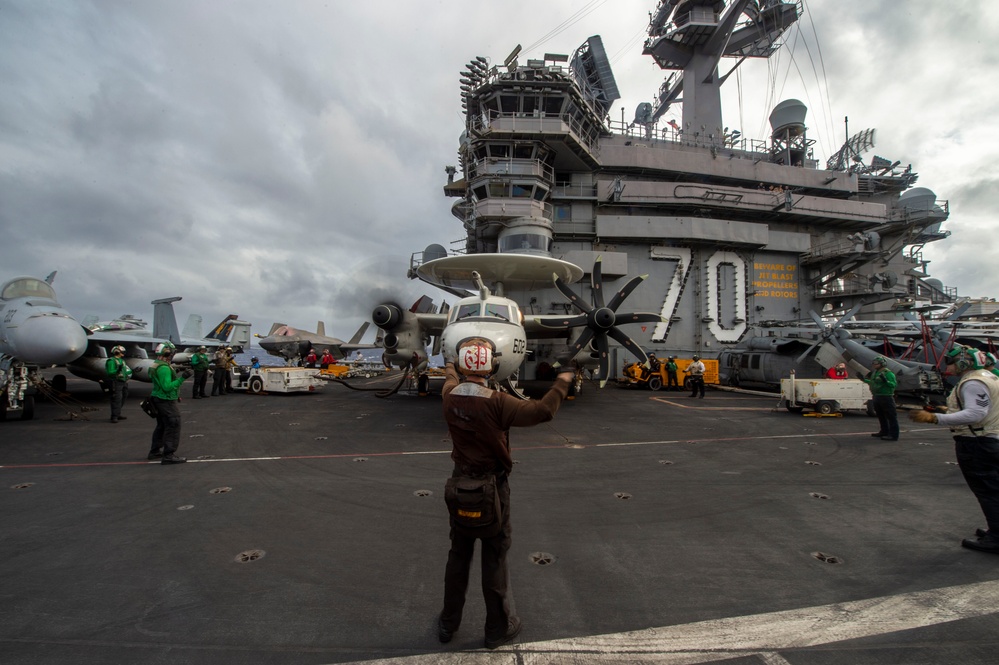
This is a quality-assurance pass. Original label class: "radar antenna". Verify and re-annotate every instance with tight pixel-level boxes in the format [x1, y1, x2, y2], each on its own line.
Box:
[826, 124, 876, 172]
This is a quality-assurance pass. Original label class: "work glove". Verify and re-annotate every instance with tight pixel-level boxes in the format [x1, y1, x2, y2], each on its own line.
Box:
[909, 410, 937, 424]
[180, 369, 194, 379]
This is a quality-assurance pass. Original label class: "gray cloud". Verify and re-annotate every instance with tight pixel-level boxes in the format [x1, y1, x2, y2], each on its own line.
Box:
[1, 0, 994, 341]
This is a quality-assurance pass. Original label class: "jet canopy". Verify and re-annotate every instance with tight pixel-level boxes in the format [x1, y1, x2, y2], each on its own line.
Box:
[1, 277, 57, 302]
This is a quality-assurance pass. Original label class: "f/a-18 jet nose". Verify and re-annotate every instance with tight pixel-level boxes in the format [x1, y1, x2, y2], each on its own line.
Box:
[16, 314, 88, 365]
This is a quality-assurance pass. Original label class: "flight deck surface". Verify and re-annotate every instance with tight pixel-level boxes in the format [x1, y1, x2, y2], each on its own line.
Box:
[1, 375, 997, 664]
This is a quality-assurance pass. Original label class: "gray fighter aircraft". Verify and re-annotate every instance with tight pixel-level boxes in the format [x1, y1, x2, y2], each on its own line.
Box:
[1, 274, 88, 420]
[256, 321, 379, 365]
[69, 297, 251, 386]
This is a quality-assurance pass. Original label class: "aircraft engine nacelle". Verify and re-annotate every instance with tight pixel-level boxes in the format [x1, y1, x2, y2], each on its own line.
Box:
[66, 357, 111, 383]
[373, 303, 428, 372]
[125, 358, 159, 382]
[372, 304, 403, 331]
[68, 356, 160, 384]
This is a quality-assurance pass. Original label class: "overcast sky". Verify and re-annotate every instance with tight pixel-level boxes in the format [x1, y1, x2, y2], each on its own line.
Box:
[2, 0, 995, 343]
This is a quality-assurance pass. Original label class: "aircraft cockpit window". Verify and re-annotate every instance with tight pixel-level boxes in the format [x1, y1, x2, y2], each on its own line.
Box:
[483, 304, 514, 322]
[1, 278, 57, 301]
[453, 304, 481, 321]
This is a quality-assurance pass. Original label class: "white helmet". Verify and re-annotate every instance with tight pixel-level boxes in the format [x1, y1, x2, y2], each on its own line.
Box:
[455, 337, 497, 377]
[154, 341, 176, 356]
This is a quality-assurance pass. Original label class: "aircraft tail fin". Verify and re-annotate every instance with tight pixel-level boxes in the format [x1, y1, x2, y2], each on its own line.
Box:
[410, 295, 435, 314]
[205, 314, 239, 341]
[151, 297, 183, 344]
[182, 314, 203, 339]
[45, 271, 57, 285]
[227, 320, 252, 350]
[347, 321, 370, 345]
[317, 321, 326, 337]
[81, 314, 98, 328]
[266, 322, 285, 336]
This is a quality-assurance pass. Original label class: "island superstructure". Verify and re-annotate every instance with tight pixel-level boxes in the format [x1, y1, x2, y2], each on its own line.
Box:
[422, 0, 954, 381]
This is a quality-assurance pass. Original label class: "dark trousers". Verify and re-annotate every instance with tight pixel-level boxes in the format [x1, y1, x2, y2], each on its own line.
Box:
[872, 395, 899, 439]
[109, 379, 128, 418]
[441, 475, 512, 639]
[666, 371, 678, 390]
[211, 367, 226, 395]
[193, 371, 208, 398]
[150, 398, 181, 456]
[689, 375, 705, 398]
[955, 435, 999, 535]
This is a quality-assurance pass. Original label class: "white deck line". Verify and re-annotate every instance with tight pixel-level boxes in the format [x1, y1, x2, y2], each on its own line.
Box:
[348, 579, 999, 664]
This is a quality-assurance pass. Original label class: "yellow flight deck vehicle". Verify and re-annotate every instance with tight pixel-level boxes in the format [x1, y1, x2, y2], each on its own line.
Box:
[619, 357, 719, 391]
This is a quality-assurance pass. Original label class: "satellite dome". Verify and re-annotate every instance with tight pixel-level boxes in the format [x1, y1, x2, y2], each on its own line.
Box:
[423, 244, 448, 262]
[898, 187, 937, 211]
[769, 99, 807, 136]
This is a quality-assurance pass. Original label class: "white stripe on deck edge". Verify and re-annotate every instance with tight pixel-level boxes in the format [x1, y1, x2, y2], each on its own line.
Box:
[348, 578, 999, 664]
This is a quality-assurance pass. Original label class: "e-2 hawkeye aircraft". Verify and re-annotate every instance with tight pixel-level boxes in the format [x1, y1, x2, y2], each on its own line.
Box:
[370, 253, 662, 398]
[0, 274, 88, 420]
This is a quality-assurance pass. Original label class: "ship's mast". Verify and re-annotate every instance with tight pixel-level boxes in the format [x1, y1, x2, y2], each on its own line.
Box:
[644, 0, 799, 141]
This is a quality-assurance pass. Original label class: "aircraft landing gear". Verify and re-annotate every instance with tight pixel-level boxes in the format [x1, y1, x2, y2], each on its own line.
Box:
[1, 362, 35, 421]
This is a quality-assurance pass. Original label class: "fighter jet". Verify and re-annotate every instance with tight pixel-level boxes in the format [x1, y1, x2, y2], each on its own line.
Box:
[256, 321, 379, 365]
[1, 274, 88, 420]
[69, 297, 251, 386]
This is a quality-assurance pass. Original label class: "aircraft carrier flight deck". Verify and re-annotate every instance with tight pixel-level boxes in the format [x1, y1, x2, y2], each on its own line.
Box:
[2, 375, 997, 664]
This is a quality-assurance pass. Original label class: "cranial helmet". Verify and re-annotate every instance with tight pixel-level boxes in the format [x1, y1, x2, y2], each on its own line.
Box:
[944, 345, 984, 373]
[837, 362, 846, 369]
[154, 341, 176, 356]
[111, 345, 125, 356]
[985, 352, 997, 369]
[692, 355, 700, 361]
[871, 356, 888, 368]
[455, 337, 497, 377]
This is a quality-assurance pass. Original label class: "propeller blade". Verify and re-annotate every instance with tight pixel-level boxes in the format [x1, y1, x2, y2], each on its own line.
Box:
[535, 315, 589, 330]
[615, 312, 665, 325]
[568, 327, 596, 356]
[554, 274, 592, 314]
[607, 326, 648, 365]
[795, 339, 822, 364]
[591, 257, 604, 308]
[808, 310, 825, 328]
[834, 301, 865, 328]
[607, 274, 648, 312]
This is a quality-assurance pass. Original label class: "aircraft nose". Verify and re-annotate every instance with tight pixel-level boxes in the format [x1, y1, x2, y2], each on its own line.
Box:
[16, 314, 88, 365]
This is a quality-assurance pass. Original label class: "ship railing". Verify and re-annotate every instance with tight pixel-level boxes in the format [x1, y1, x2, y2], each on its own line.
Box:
[605, 119, 776, 162]
[804, 237, 870, 260]
[552, 183, 598, 198]
[466, 157, 554, 182]
[812, 276, 888, 299]
[469, 110, 601, 159]
[888, 199, 950, 222]
[408, 241, 468, 278]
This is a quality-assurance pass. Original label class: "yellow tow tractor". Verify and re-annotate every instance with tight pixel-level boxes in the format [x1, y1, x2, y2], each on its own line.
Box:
[619, 357, 719, 392]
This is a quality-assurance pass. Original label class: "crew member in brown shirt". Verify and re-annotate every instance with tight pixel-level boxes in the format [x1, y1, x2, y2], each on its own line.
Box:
[438, 337, 574, 649]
